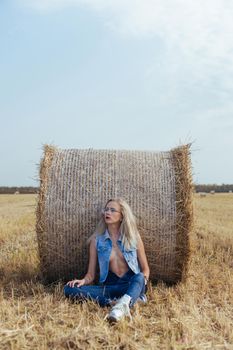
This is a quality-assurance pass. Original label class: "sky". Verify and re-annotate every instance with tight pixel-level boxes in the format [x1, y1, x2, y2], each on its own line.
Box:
[1, 0, 233, 186]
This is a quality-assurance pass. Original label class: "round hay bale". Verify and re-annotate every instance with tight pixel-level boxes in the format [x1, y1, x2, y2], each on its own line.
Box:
[36, 144, 193, 284]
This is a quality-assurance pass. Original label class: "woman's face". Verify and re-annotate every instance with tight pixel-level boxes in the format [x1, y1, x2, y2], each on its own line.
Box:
[103, 201, 123, 226]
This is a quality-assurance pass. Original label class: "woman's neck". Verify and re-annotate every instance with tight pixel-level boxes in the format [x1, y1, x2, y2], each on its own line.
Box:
[107, 224, 121, 239]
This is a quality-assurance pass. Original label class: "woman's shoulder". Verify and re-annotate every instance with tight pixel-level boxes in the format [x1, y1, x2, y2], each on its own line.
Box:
[95, 231, 107, 243]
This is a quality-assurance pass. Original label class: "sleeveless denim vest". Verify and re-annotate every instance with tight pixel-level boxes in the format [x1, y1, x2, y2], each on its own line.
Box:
[96, 229, 141, 283]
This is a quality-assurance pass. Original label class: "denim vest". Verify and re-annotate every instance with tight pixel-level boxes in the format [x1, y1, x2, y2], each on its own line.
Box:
[96, 230, 141, 283]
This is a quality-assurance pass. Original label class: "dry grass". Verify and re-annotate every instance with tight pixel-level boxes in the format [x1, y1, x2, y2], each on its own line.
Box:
[0, 193, 232, 350]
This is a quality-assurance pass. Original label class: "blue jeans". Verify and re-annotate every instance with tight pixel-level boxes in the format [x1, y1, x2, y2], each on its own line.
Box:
[64, 270, 145, 307]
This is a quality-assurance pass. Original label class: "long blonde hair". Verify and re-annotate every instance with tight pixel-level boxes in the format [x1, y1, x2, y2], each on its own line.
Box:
[94, 198, 140, 250]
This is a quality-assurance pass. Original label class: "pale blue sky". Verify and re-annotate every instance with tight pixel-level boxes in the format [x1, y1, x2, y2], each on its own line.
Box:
[1, 0, 233, 186]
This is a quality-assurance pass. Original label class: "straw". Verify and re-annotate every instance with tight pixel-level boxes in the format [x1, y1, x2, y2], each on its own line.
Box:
[36, 145, 193, 284]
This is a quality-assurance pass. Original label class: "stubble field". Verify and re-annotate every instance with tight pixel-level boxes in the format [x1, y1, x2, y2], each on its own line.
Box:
[0, 193, 232, 350]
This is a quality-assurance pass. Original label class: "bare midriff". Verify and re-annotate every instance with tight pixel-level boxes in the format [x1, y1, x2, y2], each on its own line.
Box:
[109, 243, 129, 278]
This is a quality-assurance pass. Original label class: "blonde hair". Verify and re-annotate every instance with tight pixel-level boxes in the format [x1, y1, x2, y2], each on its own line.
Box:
[93, 198, 140, 250]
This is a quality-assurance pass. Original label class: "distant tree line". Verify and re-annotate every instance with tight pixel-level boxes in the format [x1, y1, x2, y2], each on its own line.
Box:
[0, 187, 39, 194]
[195, 184, 233, 193]
[0, 184, 233, 194]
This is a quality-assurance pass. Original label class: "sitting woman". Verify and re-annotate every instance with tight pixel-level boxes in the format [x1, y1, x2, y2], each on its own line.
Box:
[64, 198, 150, 322]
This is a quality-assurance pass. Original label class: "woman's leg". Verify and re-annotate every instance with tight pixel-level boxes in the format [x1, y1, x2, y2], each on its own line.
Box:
[64, 271, 145, 313]
[107, 273, 146, 322]
[104, 271, 145, 307]
[64, 284, 112, 307]
[64, 271, 130, 307]
[125, 272, 145, 306]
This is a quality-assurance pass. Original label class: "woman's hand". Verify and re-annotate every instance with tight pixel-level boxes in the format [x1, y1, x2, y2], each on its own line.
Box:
[144, 276, 149, 285]
[66, 278, 85, 288]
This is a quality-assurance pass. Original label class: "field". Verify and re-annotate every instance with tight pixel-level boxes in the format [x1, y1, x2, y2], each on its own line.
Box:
[0, 194, 232, 350]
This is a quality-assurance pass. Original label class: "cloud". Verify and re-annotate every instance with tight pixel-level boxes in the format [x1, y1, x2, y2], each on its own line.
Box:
[19, 0, 233, 99]
[194, 104, 233, 129]
[20, 0, 233, 53]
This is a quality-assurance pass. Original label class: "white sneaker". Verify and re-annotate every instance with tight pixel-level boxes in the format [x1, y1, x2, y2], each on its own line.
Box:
[107, 295, 132, 323]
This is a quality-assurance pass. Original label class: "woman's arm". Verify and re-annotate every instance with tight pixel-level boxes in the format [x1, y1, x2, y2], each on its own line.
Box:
[83, 236, 97, 284]
[66, 236, 97, 287]
[137, 235, 150, 283]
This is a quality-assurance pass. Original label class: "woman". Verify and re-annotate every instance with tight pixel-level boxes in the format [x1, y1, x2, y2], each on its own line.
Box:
[64, 198, 150, 322]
